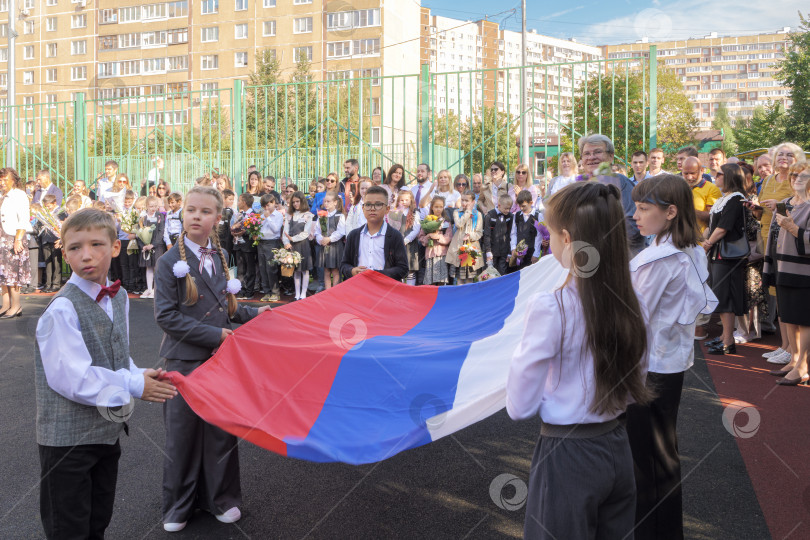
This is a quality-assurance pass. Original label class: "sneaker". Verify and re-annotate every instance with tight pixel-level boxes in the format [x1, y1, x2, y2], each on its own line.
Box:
[260, 294, 272, 302]
[734, 332, 751, 344]
[163, 522, 187, 533]
[763, 347, 785, 358]
[767, 350, 791, 365]
[269, 294, 280, 302]
[215, 507, 241, 524]
[140, 289, 153, 299]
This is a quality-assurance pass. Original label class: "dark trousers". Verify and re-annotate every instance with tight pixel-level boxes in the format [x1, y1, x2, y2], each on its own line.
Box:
[491, 255, 509, 276]
[109, 253, 123, 284]
[39, 441, 121, 540]
[28, 241, 39, 288]
[234, 246, 257, 295]
[41, 242, 62, 289]
[162, 359, 241, 523]
[120, 251, 141, 292]
[257, 239, 281, 295]
[626, 371, 685, 540]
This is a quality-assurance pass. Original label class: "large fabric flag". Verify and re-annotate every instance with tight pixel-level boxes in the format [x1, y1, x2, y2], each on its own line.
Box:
[167, 256, 568, 465]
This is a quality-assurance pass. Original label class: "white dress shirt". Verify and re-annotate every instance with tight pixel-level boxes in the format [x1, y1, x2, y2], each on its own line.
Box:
[346, 201, 367, 234]
[510, 211, 544, 255]
[314, 210, 346, 243]
[260, 209, 284, 240]
[36, 273, 146, 407]
[507, 282, 650, 424]
[183, 236, 216, 276]
[358, 222, 387, 271]
[411, 181, 433, 219]
[163, 208, 183, 246]
[630, 235, 718, 374]
[282, 211, 313, 243]
[546, 175, 577, 196]
[0, 188, 30, 236]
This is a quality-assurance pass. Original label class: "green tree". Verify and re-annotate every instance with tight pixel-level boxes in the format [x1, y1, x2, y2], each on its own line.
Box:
[776, 12, 810, 147]
[656, 67, 699, 150]
[432, 107, 519, 176]
[733, 102, 788, 151]
[711, 103, 738, 155]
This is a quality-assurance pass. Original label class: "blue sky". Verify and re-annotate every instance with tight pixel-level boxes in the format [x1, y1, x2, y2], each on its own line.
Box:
[422, 0, 807, 45]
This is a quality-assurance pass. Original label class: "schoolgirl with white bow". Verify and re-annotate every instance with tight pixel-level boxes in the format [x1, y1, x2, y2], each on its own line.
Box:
[154, 186, 270, 533]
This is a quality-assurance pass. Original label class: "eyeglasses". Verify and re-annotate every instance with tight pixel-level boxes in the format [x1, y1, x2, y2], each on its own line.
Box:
[365, 202, 386, 210]
[455, 183, 468, 187]
[582, 149, 606, 158]
[515, 170, 528, 175]
[490, 167, 500, 172]
[326, 180, 336, 183]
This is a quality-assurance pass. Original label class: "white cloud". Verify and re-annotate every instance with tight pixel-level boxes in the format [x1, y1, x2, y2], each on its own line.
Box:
[546, 5, 585, 20]
[578, 0, 804, 45]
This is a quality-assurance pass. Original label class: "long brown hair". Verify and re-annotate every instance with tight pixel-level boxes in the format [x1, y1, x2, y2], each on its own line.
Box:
[631, 174, 701, 249]
[545, 181, 651, 415]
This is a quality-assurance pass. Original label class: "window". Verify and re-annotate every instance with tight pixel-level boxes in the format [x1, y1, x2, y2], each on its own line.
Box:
[293, 17, 312, 34]
[118, 33, 140, 48]
[371, 127, 380, 145]
[201, 0, 218, 14]
[46, 94, 57, 108]
[46, 0, 56, 5]
[71, 66, 87, 81]
[293, 0, 311, 4]
[0, 74, 6, 88]
[368, 97, 380, 116]
[201, 82, 219, 98]
[99, 8, 117, 24]
[23, 96, 33, 110]
[263, 0, 275, 6]
[201, 54, 218, 70]
[24, 0, 33, 8]
[25, 121, 34, 136]
[167, 55, 188, 71]
[71, 14, 86, 28]
[142, 4, 167, 20]
[142, 30, 167, 47]
[0, 48, 5, 62]
[46, 17, 57, 31]
[235, 23, 247, 39]
[0, 0, 6, 11]
[293, 46, 312, 61]
[167, 1, 188, 17]
[263, 20, 276, 36]
[119, 59, 140, 76]
[201, 26, 218, 42]
[98, 62, 116, 78]
[46, 69, 57, 83]
[168, 28, 188, 44]
[142, 58, 166, 74]
[23, 46, 34, 60]
[167, 82, 189, 93]
[327, 9, 380, 30]
[235, 0, 247, 10]
[234, 52, 248, 67]
[24, 20, 34, 34]
[119, 6, 139, 22]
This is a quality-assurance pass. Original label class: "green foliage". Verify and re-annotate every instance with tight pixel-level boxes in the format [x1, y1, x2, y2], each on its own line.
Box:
[656, 68, 699, 150]
[733, 102, 788, 152]
[776, 12, 810, 147]
[432, 107, 519, 176]
[711, 103, 737, 155]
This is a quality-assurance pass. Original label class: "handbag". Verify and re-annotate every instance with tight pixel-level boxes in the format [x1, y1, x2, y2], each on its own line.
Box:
[717, 225, 750, 260]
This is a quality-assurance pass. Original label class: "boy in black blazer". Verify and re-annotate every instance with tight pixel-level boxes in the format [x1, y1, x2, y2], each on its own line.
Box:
[340, 186, 408, 281]
[483, 194, 515, 277]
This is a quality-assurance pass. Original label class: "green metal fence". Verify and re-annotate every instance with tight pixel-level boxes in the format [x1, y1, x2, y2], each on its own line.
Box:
[1, 48, 657, 196]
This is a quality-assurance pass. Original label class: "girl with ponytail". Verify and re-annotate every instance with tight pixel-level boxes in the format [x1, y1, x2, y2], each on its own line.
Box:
[153, 185, 270, 532]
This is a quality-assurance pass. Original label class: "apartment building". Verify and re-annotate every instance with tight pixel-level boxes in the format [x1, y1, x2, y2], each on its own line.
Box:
[603, 29, 793, 128]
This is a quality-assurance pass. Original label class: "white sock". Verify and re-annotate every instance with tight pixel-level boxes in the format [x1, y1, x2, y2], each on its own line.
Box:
[146, 268, 154, 291]
[407, 277, 416, 286]
[293, 273, 301, 299]
[300, 271, 309, 298]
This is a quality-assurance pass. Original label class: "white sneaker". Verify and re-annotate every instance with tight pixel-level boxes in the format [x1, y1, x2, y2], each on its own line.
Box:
[140, 289, 153, 299]
[163, 522, 187, 532]
[763, 347, 785, 358]
[767, 350, 791, 364]
[215, 507, 241, 524]
[733, 332, 749, 344]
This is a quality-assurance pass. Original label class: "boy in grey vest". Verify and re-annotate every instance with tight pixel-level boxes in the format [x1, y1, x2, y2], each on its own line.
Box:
[35, 209, 176, 539]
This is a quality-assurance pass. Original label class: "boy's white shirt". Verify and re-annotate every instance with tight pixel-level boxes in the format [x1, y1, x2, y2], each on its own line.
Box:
[36, 272, 146, 406]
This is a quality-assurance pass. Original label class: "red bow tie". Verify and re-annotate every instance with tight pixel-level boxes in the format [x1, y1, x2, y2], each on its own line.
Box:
[95, 280, 121, 303]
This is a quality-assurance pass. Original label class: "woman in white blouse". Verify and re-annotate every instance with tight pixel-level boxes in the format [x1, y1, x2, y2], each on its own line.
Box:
[69, 180, 94, 209]
[0, 168, 32, 318]
[546, 151, 579, 197]
[346, 179, 371, 235]
[511, 163, 539, 212]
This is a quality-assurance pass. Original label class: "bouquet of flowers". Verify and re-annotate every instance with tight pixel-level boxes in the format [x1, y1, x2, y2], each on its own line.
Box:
[120, 209, 141, 255]
[479, 264, 501, 282]
[420, 214, 443, 248]
[317, 210, 329, 235]
[136, 225, 156, 261]
[242, 212, 265, 246]
[534, 221, 551, 256]
[509, 239, 529, 267]
[271, 247, 302, 277]
[33, 208, 61, 239]
[458, 243, 481, 267]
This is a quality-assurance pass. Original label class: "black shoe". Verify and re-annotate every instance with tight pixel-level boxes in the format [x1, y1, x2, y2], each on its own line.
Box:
[707, 343, 736, 355]
[20, 287, 35, 294]
[1, 308, 22, 319]
[776, 374, 809, 386]
[705, 337, 723, 347]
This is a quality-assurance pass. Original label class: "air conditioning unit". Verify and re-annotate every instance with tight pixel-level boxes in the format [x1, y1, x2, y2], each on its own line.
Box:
[20, 8, 29, 17]
[76, 0, 86, 8]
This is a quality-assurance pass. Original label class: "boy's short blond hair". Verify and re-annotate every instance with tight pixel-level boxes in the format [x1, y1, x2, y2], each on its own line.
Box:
[498, 194, 513, 207]
[61, 209, 118, 244]
[65, 196, 82, 213]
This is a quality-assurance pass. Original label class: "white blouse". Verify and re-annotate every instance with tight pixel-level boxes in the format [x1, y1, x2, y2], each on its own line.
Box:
[630, 235, 718, 374]
[507, 282, 650, 424]
[346, 202, 367, 234]
[0, 188, 31, 236]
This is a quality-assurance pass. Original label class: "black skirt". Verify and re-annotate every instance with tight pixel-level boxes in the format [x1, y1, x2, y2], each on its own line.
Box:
[709, 259, 745, 316]
[776, 285, 810, 326]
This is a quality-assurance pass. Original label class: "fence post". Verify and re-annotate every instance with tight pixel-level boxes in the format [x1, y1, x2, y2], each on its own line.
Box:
[419, 63, 430, 164]
[648, 45, 657, 151]
[233, 80, 244, 194]
[73, 93, 88, 183]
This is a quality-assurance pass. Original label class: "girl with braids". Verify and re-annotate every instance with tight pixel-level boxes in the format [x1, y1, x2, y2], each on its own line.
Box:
[507, 181, 651, 539]
[154, 186, 270, 532]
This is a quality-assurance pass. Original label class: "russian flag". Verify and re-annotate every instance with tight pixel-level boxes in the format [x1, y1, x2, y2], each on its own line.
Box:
[167, 256, 568, 465]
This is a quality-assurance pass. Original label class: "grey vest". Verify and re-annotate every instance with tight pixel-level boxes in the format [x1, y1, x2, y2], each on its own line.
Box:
[34, 283, 131, 446]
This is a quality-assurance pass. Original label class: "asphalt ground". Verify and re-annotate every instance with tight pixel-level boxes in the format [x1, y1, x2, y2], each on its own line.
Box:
[0, 294, 772, 539]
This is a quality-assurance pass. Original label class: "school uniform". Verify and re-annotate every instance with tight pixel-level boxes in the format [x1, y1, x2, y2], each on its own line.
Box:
[37, 208, 62, 290]
[231, 209, 259, 296]
[35, 273, 145, 539]
[386, 210, 421, 279]
[163, 208, 183, 247]
[446, 209, 484, 280]
[340, 222, 409, 281]
[257, 210, 284, 296]
[628, 236, 717, 540]
[314, 210, 346, 269]
[508, 211, 541, 273]
[507, 282, 650, 540]
[136, 213, 167, 269]
[218, 206, 235, 266]
[115, 205, 140, 293]
[482, 209, 514, 276]
[154, 239, 258, 525]
[283, 211, 314, 272]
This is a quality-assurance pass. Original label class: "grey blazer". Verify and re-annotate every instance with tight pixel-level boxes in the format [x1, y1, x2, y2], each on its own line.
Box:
[155, 244, 257, 360]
